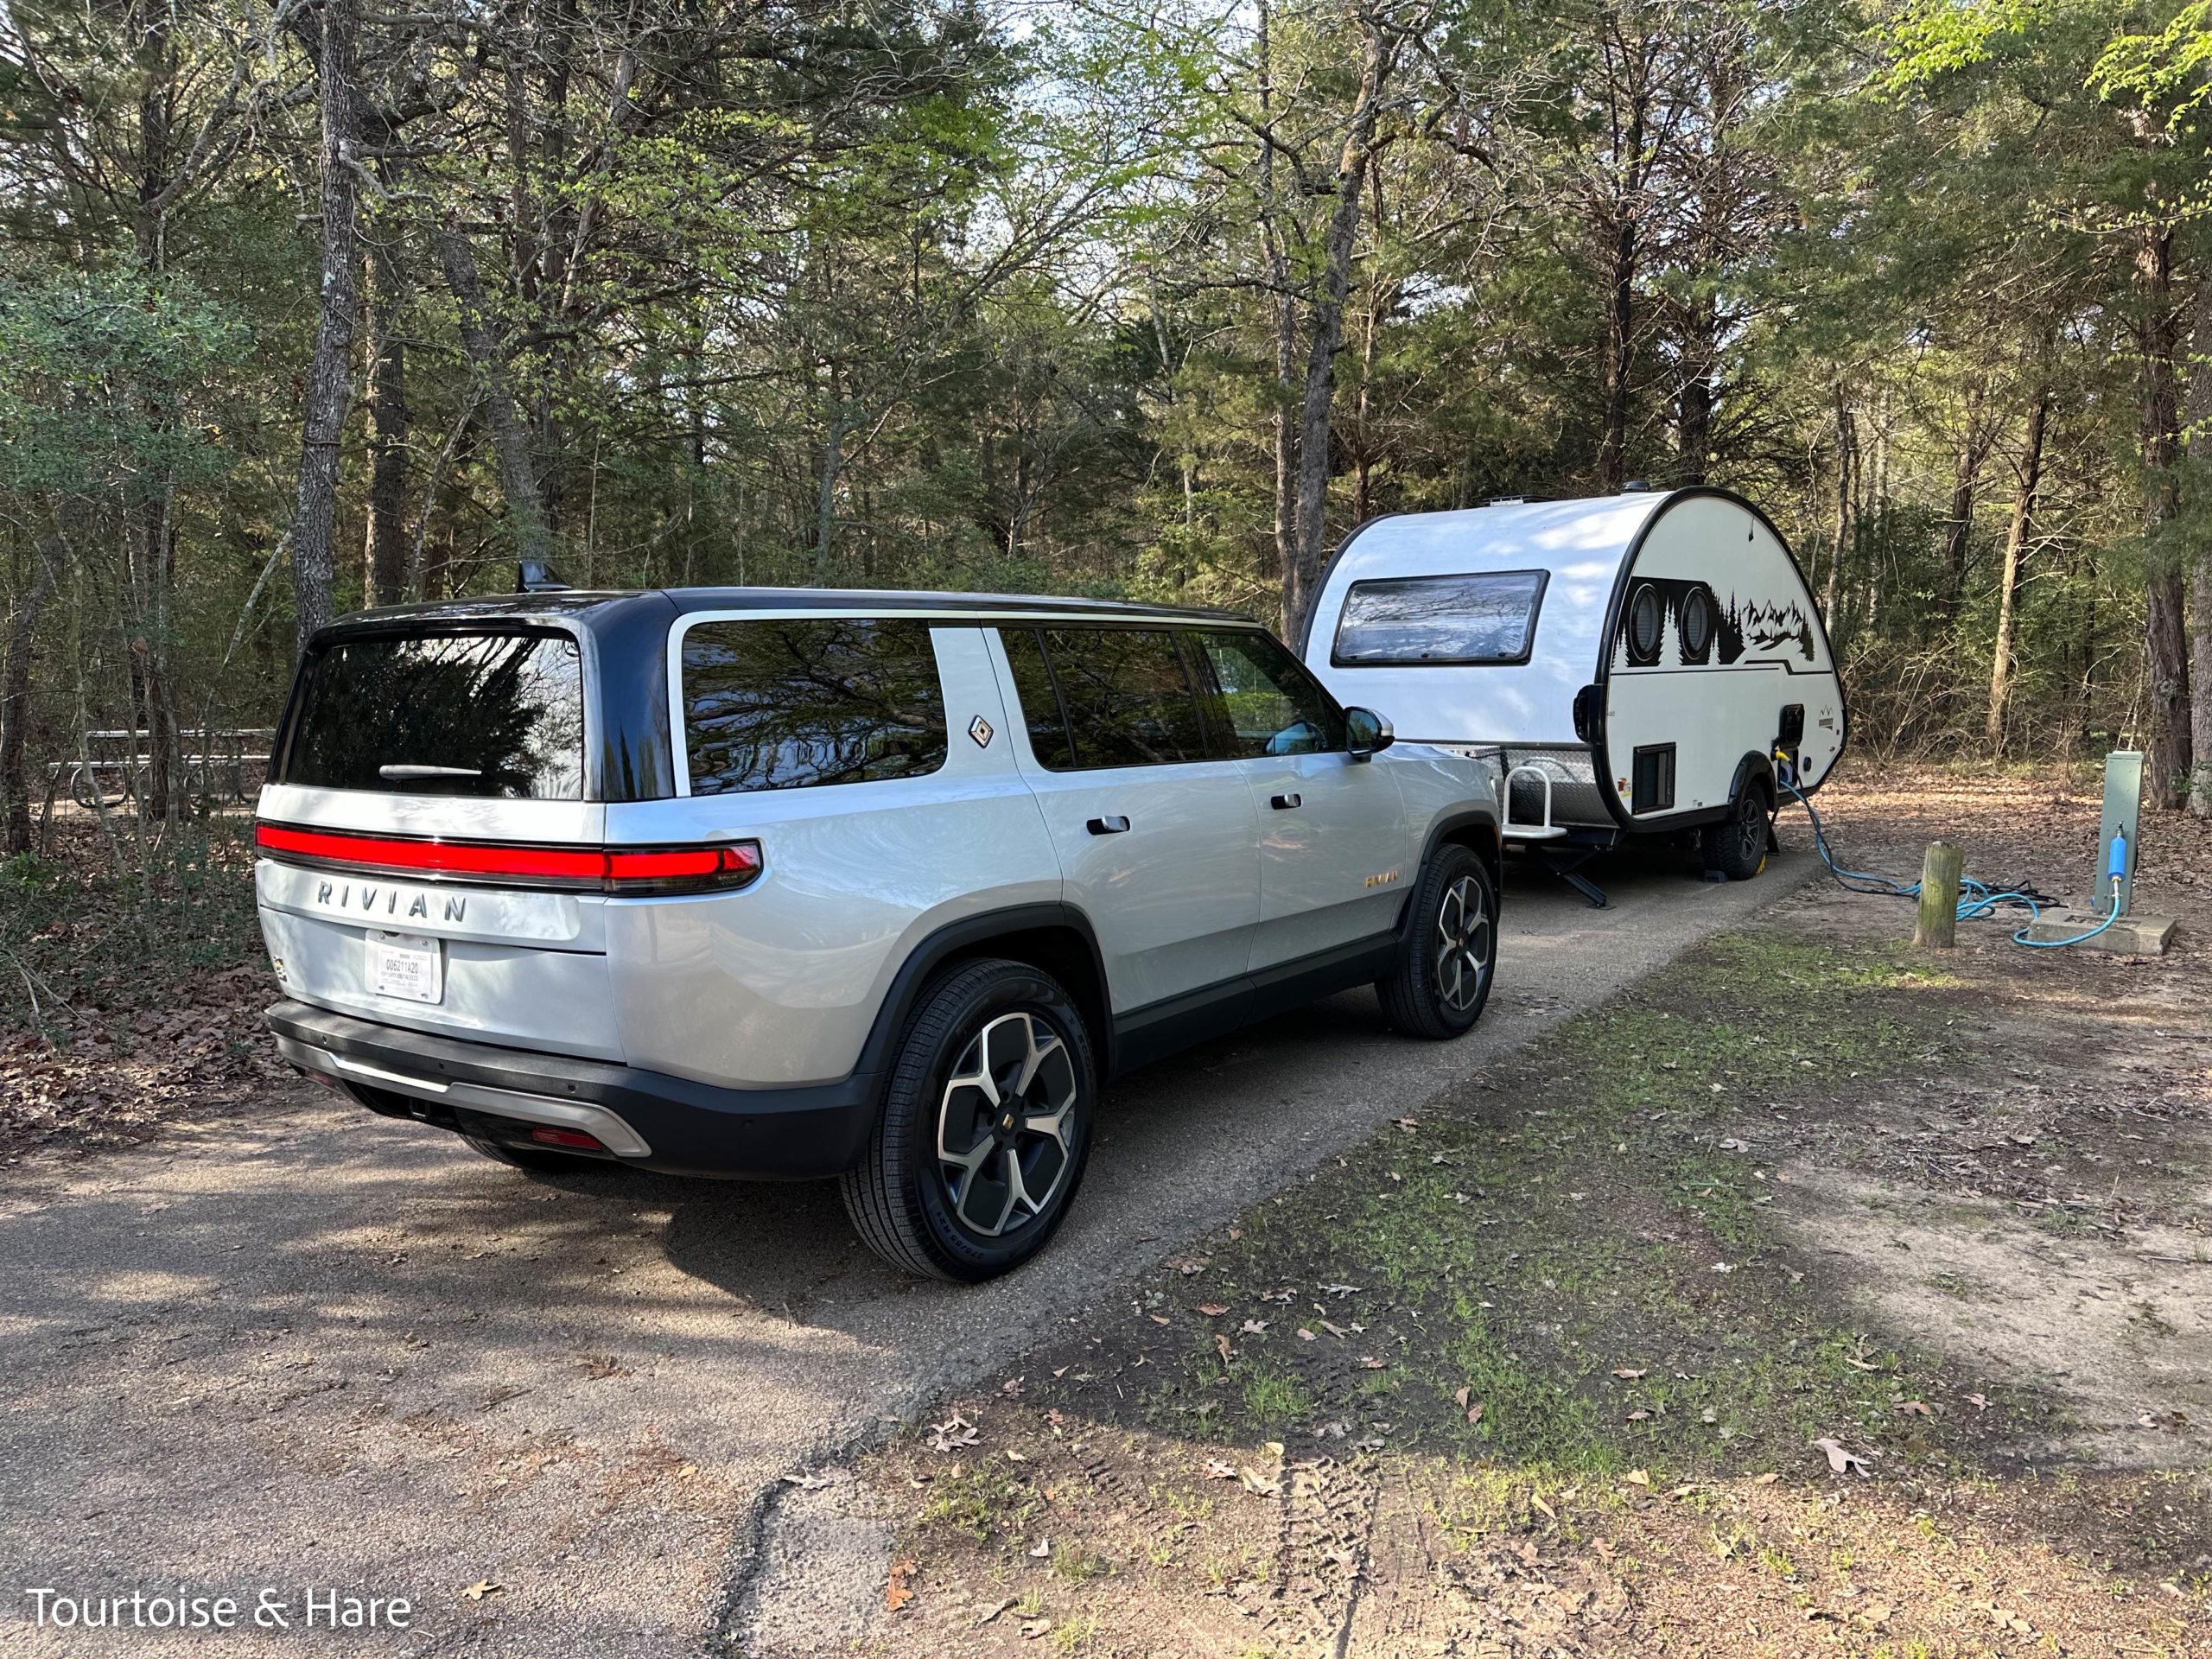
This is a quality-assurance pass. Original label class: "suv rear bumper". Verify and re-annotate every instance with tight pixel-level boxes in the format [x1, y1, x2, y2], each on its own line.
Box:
[265, 1000, 880, 1179]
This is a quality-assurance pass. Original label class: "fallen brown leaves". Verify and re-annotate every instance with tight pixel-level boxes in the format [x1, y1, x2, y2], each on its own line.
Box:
[3, 822, 283, 1161]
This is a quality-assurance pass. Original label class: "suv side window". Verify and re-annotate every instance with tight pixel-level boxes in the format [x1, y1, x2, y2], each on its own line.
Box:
[1189, 629, 1346, 758]
[682, 617, 949, 795]
[1000, 626, 1209, 770]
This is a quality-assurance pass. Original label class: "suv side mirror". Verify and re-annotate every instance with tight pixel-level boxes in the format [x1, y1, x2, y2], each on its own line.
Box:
[1345, 707, 1395, 761]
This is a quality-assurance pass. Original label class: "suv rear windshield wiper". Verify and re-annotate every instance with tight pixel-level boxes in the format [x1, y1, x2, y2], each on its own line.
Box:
[378, 765, 484, 781]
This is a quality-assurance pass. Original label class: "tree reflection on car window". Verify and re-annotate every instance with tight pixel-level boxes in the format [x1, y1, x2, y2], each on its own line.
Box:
[283, 632, 585, 798]
[683, 618, 949, 795]
[1001, 626, 1208, 771]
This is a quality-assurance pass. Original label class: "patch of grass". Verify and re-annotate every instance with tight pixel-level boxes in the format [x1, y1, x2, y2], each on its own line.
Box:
[916, 1462, 1042, 1545]
[1030, 931, 1993, 1486]
[1239, 1362, 1313, 1426]
[1050, 1542, 1109, 1582]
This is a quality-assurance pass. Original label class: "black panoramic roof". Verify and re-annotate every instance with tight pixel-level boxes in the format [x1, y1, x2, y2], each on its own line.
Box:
[328, 586, 1256, 632]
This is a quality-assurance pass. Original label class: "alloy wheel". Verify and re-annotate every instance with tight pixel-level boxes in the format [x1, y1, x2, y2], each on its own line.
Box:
[936, 1010, 1079, 1238]
[1433, 874, 1493, 1014]
[1737, 794, 1765, 862]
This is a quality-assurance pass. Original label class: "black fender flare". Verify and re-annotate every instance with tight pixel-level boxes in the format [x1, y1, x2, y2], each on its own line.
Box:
[1402, 807, 1503, 932]
[854, 902, 1115, 1093]
[1727, 750, 1778, 815]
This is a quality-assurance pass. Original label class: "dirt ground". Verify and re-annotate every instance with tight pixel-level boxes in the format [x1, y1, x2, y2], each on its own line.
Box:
[9, 759, 2212, 1656]
[824, 760, 2212, 1658]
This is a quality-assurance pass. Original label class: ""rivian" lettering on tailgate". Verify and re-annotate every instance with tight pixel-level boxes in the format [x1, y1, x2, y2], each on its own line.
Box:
[315, 880, 467, 924]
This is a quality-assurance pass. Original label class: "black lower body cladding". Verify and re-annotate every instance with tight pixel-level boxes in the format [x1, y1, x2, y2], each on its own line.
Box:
[264, 1000, 879, 1179]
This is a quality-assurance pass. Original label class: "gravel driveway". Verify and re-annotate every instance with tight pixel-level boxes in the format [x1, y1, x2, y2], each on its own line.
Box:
[0, 850, 1807, 1656]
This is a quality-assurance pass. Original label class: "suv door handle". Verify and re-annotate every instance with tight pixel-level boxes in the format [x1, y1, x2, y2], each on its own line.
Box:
[1270, 793, 1302, 810]
[1086, 815, 1131, 836]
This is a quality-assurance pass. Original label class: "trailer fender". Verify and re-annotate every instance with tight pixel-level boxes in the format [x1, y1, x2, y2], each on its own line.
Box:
[1727, 751, 1778, 814]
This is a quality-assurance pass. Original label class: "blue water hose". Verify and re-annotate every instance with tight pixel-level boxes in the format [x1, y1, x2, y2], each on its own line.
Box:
[1776, 768, 2122, 950]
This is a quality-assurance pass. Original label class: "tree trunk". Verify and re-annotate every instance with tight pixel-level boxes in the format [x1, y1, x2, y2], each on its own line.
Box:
[435, 213, 556, 569]
[1675, 298, 1716, 486]
[1, 540, 60, 855]
[363, 224, 410, 607]
[1936, 385, 1983, 630]
[143, 497, 181, 823]
[1598, 209, 1637, 493]
[1286, 17, 1390, 642]
[816, 402, 845, 574]
[2138, 225, 2191, 808]
[1824, 389, 1853, 634]
[1258, 0, 1297, 600]
[2184, 271, 2212, 816]
[289, 0, 362, 658]
[1351, 275, 1383, 525]
[1595, 50, 1648, 499]
[1986, 385, 2049, 750]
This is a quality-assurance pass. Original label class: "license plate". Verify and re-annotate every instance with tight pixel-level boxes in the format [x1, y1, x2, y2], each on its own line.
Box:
[367, 931, 443, 1004]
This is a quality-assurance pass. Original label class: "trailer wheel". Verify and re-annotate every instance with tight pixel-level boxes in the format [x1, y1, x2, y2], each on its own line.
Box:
[1701, 786, 1770, 881]
[1376, 845, 1495, 1039]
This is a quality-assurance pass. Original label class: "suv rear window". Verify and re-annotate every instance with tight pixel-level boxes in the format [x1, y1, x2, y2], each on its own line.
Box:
[1332, 570, 1549, 665]
[682, 617, 948, 795]
[279, 631, 586, 798]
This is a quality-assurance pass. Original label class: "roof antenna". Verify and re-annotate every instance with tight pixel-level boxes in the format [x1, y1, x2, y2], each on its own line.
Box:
[517, 559, 571, 593]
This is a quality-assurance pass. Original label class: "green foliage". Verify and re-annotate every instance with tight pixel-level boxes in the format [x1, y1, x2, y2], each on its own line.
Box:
[0, 0, 2197, 840]
[0, 266, 251, 505]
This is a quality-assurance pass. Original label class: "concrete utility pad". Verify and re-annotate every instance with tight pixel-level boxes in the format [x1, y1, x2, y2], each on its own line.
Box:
[2023, 908, 2177, 955]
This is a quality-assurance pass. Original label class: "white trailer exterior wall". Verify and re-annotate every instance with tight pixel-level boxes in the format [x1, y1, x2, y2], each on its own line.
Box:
[1297, 487, 1845, 842]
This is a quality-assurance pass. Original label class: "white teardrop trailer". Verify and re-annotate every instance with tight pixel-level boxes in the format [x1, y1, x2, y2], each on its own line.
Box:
[1297, 487, 1847, 906]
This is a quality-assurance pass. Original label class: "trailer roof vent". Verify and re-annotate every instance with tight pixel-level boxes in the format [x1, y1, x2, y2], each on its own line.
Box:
[1486, 495, 1526, 506]
[1620, 480, 1650, 493]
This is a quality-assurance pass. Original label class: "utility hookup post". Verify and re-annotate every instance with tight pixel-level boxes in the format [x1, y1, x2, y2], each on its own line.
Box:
[2023, 748, 2175, 954]
[2097, 750, 2143, 918]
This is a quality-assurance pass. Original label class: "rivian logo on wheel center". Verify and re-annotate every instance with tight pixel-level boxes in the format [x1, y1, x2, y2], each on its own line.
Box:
[1364, 869, 1401, 888]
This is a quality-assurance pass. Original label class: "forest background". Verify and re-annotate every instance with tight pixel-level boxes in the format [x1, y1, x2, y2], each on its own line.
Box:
[7, 0, 2212, 868]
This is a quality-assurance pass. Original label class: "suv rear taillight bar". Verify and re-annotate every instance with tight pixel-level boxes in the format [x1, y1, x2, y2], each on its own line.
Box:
[255, 823, 761, 895]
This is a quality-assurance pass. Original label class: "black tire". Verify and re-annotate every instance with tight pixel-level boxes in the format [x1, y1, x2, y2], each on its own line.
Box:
[1700, 782, 1771, 881]
[463, 1134, 612, 1173]
[841, 957, 1096, 1283]
[1376, 844, 1497, 1039]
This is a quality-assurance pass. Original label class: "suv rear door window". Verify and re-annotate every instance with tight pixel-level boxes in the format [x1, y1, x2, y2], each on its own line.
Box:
[1189, 630, 1345, 757]
[279, 631, 585, 798]
[1001, 626, 1208, 771]
[1332, 570, 1549, 665]
[682, 617, 948, 796]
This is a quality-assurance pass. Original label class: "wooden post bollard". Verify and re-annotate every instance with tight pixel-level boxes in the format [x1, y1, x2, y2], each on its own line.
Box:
[1914, 841, 1963, 950]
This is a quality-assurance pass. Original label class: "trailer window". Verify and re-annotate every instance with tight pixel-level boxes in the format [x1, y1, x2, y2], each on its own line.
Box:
[1331, 571, 1549, 666]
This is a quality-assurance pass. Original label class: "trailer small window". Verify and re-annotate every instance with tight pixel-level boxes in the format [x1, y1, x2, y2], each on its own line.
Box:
[1331, 570, 1549, 666]
[1680, 585, 1717, 662]
[1625, 584, 1665, 665]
